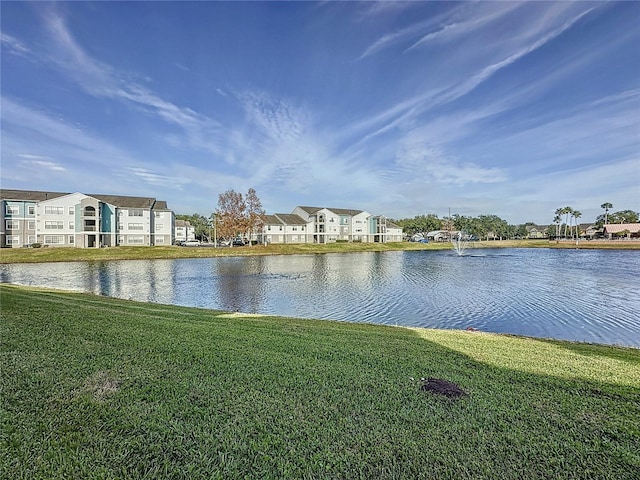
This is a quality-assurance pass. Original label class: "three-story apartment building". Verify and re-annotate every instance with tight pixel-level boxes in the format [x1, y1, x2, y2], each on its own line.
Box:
[1, 189, 174, 248]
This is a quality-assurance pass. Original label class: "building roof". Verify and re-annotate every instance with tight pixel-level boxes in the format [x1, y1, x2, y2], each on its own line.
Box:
[0, 189, 169, 210]
[296, 206, 364, 216]
[0, 189, 68, 201]
[603, 223, 640, 234]
[264, 215, 284, 225]
[275, 213, 308, 225]
[90, 194, 156, 209]
[175, 220, 191, 227]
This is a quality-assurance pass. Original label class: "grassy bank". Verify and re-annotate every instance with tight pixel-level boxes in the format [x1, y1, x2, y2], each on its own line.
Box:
[1, 285, 638, 479]
[0, 242, 449, 264]
[2, 239, 638, 264]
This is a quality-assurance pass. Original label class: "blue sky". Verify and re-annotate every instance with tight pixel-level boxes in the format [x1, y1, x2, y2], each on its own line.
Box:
[1, 1, 639, 224]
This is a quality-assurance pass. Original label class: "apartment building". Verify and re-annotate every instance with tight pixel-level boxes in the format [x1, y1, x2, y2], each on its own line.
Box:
[0, 189, 174, 248]
[259, 206, 403, 244]
[175, 220, 196, 243]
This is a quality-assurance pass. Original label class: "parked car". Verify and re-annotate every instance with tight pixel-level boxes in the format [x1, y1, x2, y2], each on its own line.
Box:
[232, 239, 245, 246]
[183, 240, 201, 247]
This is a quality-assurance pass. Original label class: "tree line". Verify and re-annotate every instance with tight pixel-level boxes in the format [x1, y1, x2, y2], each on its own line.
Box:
[393, 202, 639, 240]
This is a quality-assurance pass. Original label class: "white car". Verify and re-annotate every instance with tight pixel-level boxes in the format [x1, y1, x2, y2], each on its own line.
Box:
[183, 240, 201, 246]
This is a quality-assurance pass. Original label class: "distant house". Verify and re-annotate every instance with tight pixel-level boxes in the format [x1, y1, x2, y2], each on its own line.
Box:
[175, 220, 195, 243]
[1, 189, 174, 248]
[578, 224, 599, 238]
[525, 225, 548, 239]
[603, 223, 640, 239]
[425, 230, 463, 242]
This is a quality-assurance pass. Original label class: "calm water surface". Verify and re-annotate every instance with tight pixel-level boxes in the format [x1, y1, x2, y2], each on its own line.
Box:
[2, 248, 639, 347]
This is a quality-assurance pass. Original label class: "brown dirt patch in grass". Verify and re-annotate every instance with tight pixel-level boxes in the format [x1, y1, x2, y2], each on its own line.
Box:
[74, 370, 120, 401]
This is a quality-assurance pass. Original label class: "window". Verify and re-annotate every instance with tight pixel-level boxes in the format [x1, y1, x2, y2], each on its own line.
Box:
[127, 236, 144, 244]
[6, 220, 19, 230]
[28, 235, 36, 244]
[5, 205, 19, 215]
[128, 223, 143, 230]
[128, 209, 143, 217]
[45, 221, 64, 229]
[69, 222, 74, 229]
[155, 212, 163, 218]
[118, 223, 124, 231]
[28, 221, 36, 230]
[45, 206, 64, 214]
[44, 235, 65, 244]
[69, 235, 74, 244]
[28, 205, 35, 215]
[156, 224, 163, 231]
[6, 235, 20, 245]
[69, 207, 74, 215]
[155, 237, 165, 244]
[118, 236, 124, 244]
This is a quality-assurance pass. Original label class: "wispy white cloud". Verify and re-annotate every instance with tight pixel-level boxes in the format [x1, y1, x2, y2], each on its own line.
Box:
[17, 154, 66, 172]
[38, 7, 224, 157]
[1, 32, 30, 55]
[405, 2, 523, 51]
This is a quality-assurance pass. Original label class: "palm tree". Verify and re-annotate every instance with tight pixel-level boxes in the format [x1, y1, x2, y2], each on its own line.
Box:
[553, 213, 562, 239]
[562, 206, 573, 239]
[600, 202, 613, 225]
[573, 210, 582, 240]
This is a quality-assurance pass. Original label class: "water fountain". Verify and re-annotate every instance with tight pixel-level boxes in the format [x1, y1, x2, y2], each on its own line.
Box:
[451, 234, 470, 256]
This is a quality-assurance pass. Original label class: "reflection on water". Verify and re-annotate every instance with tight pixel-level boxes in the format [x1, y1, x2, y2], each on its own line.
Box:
[1, 249, 639, 347]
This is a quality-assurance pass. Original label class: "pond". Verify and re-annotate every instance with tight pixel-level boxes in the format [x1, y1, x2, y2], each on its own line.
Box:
[2, 248, 639, 347]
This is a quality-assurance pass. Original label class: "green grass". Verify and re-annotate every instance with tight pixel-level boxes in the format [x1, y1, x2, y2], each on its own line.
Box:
[0, 242, 451, 264]
[2, 239, 638, 264]
[1, 285, 639, 479]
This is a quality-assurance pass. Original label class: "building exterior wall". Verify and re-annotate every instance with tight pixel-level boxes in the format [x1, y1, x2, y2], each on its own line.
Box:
[1, 199, 37, 247]
[37, 193, 87, 247]
[117, 207, 152, 246]
[152, 210, 174, 245]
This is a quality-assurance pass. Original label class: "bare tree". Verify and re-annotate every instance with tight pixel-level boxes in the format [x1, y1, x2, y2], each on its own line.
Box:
[245, 188, 266, 244]
[215, 190, 246, 243]
[215, 188, 266, 245]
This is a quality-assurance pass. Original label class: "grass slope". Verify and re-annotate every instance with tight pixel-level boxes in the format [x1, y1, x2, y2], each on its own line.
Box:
[1, 285, 639, 479]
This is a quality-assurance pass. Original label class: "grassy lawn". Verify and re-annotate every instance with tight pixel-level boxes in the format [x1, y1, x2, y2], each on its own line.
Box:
[2, 239, 638, 264]
[0, 242, 448, 264]
[1, 285, 639, 479]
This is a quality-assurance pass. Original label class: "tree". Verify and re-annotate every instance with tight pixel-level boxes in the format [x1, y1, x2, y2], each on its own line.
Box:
[600, 202, 613, 226]
[392, 214, 442, 236]
[215, 189, 246, 243]
[608, 210, 639, 224]
[245, 188, 266, 244]
[215, 188, 266, 245]
[572, 210, 582, 239]
[562, 206, 573, 239]
[552, 210, 562, 239]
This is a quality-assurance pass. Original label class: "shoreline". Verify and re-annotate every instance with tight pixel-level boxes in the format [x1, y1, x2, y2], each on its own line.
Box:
[1, 239, 638, 264]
